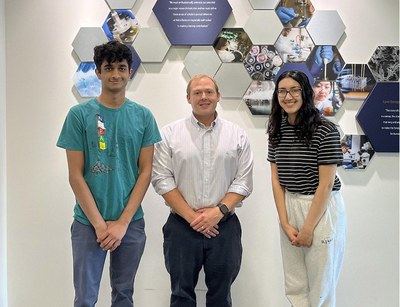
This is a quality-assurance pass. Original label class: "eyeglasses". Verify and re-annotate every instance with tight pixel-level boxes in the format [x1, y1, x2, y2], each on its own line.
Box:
[277, 88, 302, 98]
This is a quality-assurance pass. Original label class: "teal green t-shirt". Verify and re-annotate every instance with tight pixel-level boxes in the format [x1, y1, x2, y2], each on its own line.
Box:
[57, 98, 161, 225]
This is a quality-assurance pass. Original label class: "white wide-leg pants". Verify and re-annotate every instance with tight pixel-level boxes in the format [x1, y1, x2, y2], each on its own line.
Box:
[280, 191, 346, 307]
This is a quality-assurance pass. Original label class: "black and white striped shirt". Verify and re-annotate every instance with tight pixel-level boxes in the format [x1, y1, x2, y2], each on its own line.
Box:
[268, 118, 342, 195]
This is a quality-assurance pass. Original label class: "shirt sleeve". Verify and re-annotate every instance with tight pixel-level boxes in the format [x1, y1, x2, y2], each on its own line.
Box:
[141, 108, 162, 148]
[227, 131, 254, 198]
[317, 125, 343, 165]
[267, 141, 276, 163]
[56, 107, 84, 151]
[151, 127, 177, 196]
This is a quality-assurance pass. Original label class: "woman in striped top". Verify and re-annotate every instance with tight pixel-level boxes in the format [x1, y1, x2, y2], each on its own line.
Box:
[267, 70, 346, 307]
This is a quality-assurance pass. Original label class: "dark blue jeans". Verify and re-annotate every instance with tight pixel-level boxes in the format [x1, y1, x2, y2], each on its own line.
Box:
[71, 218, 146, 307]
[163, 213, 242, 307]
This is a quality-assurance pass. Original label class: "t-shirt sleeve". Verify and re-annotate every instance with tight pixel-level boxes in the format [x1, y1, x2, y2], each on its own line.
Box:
[267, 141, 276, 163]
[141, 109, 162, 148]
[56, 108, 84, 151]
[317, 126, 343, 165]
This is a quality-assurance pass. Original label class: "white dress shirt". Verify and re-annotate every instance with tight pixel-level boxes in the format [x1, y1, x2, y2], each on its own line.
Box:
[152, 114, 253, 210]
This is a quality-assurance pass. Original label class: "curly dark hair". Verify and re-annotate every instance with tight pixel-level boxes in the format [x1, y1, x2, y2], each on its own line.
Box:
[93, 41, 132, 72]
[267, 70, 333, 147]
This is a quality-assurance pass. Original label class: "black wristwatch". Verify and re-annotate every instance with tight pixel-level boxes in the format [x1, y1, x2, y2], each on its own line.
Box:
[217, 203, 230, 218]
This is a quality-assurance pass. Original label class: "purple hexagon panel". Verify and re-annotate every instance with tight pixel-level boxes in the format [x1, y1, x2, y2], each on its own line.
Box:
[153, 0, 232, 45]
[356, 82, 400, 153]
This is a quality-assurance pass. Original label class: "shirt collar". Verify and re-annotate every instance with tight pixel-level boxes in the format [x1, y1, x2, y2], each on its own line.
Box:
[190, 112, 219, 129]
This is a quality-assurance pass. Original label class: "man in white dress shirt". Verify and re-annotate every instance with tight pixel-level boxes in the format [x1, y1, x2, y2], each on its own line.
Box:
[152, 74, 254, 307]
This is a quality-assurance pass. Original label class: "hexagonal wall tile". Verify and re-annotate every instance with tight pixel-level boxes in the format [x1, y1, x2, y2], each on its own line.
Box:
[214, 63, 252, 98]
[248, 0, 278, 10]
[133, 27, 171, 63]
[306, 45, 345, 81]
[312, 80, 344, 117]
[105, 0, 136, 10]
[244, 10, 282, 45]
[274, 27, 314, 64]
[307, 10, 345, 46]
[244, 45, 283, 80]
[128, 45, 141, 78]
[356, 82, 400, 153]
[340, 135, 375, 170]
[368, 46, 399, 82]
[275, 0, 315, 28]
[72, 27, 109, 62]
[73, 62, 101, 98]
[184, 46, 221, 78]
[243, 80, 275, 115]
[213, 28, 253, 63]
[337, 63, 376, 100]
[153, 0, 232, 45]
[102, 10, 140, 45]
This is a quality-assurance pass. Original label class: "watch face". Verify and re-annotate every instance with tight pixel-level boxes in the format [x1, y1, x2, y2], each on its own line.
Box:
[218, 204, 229, 215]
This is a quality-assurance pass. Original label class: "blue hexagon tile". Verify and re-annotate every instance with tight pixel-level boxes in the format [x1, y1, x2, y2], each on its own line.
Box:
[153, 0, 232, 45]
[356, 82, 400, 153]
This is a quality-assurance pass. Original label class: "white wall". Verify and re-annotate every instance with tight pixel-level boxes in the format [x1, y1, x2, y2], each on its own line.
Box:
[6, 0, 399, 306]
[0, 0, 7, 305]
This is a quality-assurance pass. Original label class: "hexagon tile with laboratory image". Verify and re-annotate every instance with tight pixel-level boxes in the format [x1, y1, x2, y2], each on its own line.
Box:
[274, 27, 314, 64]
[368, 46, 399, 82]
[306, 45, 345, 81]
[336, 63, 376, 100]
[312, 79, 344, 117]
[244, 45, 283, 81]
[213, 28, 253, 64]
[242, 80, 275, 116]
[340, 135, 375, 170]
[275, 0, 315, 28]
[102, 9, 140, 45]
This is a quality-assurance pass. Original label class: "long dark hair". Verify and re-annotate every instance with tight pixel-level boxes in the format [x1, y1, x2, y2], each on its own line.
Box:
[267, 70, 327, 147]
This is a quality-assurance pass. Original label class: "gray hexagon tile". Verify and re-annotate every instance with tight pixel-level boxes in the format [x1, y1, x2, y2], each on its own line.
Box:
[244, 10, 282, 45]
[72, 27, 109, 62]
[102, 10, 140, 45]
[132, 27, 171, 63]
[307, 10, 345, 46]
[248, 0, 278, 10]
[184, 46, 221, 78]
[105, 0, 136, 10]
[214, 63, 252, 98]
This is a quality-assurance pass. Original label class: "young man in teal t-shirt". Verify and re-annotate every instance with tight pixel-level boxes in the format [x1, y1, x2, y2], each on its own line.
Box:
[57, 41, 161, 306]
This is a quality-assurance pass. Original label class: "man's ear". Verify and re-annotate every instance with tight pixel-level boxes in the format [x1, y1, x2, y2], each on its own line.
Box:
[129, 68, 133, 78]
[95, 68, 101, 79]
